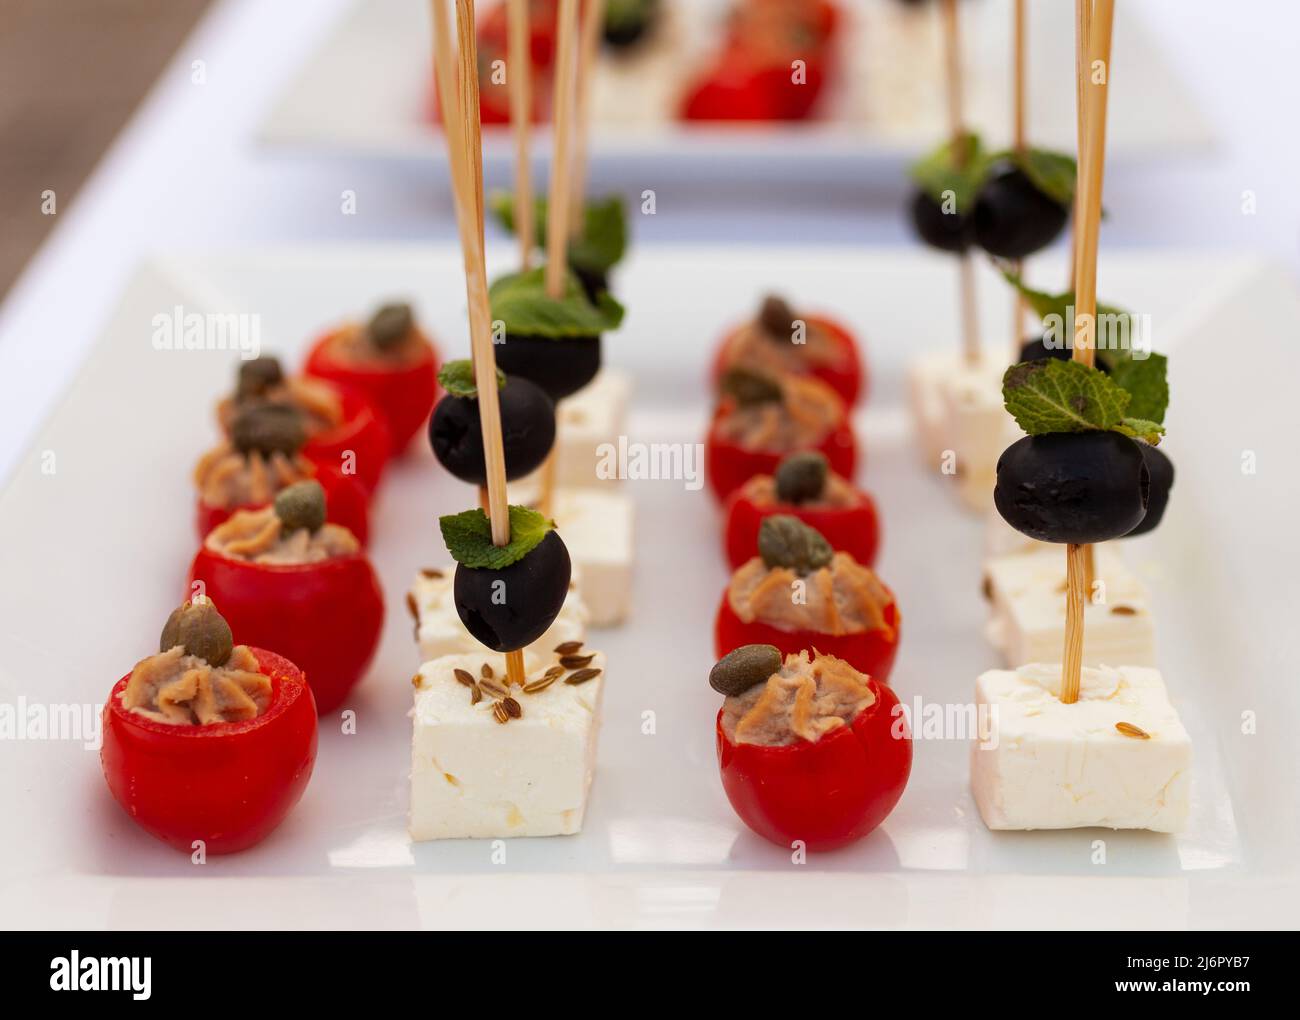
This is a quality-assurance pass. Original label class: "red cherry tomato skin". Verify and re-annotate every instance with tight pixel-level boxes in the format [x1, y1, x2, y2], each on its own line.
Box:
[716, 677, 911, 852]
[705, 416, 857, 503]
[710, 314, 865, 407]
[302, 383, 391, 495]
[723, 487, 881, 570]
[189, 548, 384, 715]
[101, 648, 318, 855]
[195, 463, 370, 547]
[713, 596, 900, 684]
[304, 329, 440, 458]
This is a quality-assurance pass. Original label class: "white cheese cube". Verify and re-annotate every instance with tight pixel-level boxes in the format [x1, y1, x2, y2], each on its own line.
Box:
[984, 546, 1156, 667]
[971, 663, 1191, 832]
[983, 509, 1048, 560]
[409, 568, 589, 667]
[410, 650, 606, 840]
[518, 369, 630, 489]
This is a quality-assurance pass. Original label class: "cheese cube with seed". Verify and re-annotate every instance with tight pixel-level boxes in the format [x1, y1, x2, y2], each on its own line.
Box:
[409, 567, 589, 665]
[971, 663, 1191, 832]
[984, 545, 1156, 667]
[410, 650, 606, 840]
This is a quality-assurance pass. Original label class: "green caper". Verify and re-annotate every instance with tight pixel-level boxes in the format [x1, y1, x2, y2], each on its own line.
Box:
[774, 451, 829, 505]
[758, 514, 833, 574]
[720, 367, 782, 407]
[758, 294, 797, 341]
[366, 302, 414, 351]
[274, 479, 327, 534]
[235, 356, 284, 400]
[230, 403, 306, 458]
[160, 597, 233, 666]
[710, 644, 781, 697]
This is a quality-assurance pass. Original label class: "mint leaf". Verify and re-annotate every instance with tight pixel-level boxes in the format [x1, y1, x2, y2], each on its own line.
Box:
[1000, 270, 1134, 350]
[1003, 359, 1130, 434]
[439, 505, 556, 570]
[489, 265, 625, 338]
[1115, 418, 1166, 444]
[437, 359, 505, 398]
[1001, 147, 1077, 207]
[489, 191, 628, 276]
[1106, 352, 1168, 424]
[908, 132, 994, 208]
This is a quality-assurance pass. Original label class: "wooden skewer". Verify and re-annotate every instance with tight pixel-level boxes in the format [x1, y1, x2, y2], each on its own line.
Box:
[545, 0, 580, 300]
[1067, 0, 1092, 288]
[940, 0, 979, 367]
[1009, 0, 1027, 362]
[1062, 0, 1114, 705]
[434, 0, 525, 686]
[507, 0, 535, 270]
[569, 0, 606, 236]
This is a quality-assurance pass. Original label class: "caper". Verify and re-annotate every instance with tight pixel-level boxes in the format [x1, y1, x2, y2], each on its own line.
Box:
[366, 302, 414, 351]
[774, 451, 828, 505]
[758, 294, 797, 341]
[758, 514, 833, 574]
[160, 597, 233, 666]
[710, 644, 781, 697]
[235, 356, 284, 400]
[274, 479, 326, 534]
[230, 402, 306, 458]
[719, 367, 782, 407]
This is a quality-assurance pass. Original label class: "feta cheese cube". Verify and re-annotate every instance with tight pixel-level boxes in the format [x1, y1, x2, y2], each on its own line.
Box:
[971, 663, 1191, 832]
[410, 650, 606, 840]
[984, 545, 1156, 667]
[409, 568, 589, 666]
[983, 509, 1048, 561]
[519, 369, 631, 488]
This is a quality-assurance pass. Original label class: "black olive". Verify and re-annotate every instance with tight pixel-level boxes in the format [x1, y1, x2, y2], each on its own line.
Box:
[908, 188, 974, 253]
[274, 479, 326, 534]
[160, 598, 233, 666]
[494, 334, 602, 402]
[1124, 444, 1174, 537]
[236, 356, 284, 400]
[366, 302, 414, 351]
[1017, 336, 1113, 373]
[230, 403, 306, 458]
[774, 451, 828, 504]
[994, 432, 1150, 544]
[453, 531, 572, 652]
[972, 166, 1069, 259]
[572, 264, 609, 303]
[428, 375, 556, 484]
[710, 644, 782, 697]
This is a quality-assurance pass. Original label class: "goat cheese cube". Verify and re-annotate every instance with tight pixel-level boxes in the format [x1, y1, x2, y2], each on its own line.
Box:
[409, 567, 590, 667]
[410, 650, 606, 840]
[984, 545, 1156, 667]
[971, 663, 1191, 832]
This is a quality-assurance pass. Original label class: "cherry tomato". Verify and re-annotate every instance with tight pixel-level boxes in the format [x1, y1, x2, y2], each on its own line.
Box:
[714, 594, 900, 683]
[705, 407, 857, 503]
[301, 382, 391, 494]
[717, 674, 910, 851]
[680, 60, 779, 122]
[711, 313, 866, 406]
[195, 461, 370, 547]
[304, 328, 439, 457]
[189, 545, 384, 715]
[101, 648, 317, 855]
[722, 483, 881, 570]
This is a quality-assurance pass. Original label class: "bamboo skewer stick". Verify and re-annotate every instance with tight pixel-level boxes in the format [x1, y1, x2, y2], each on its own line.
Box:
[940, 0, 979, 367]
[1010, 0, 1027, 363]
[507, 0, 535, 269]
[569, 0, 606, 236]
[1067, 0, 1092, 289]
[1061, 0, 1114, 705]
[545, 0, 580, 301]
[434, 0, 525, 686]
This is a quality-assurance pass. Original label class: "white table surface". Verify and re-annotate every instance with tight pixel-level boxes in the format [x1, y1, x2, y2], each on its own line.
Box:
[1, 0, 1297, 486]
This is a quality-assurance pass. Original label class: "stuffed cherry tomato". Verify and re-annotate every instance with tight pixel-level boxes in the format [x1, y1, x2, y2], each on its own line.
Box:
[711, 644, 910, 851]
[705, 369, 857, 502]
[712, 295, 865, 406]
[724, 451, 880, 569]
[196, 402, 370, 545]
[715, 515, 900, 682]
[219, 356, 390, 493]
[100, 599, 318, 855]
[190, 482, 384, 714]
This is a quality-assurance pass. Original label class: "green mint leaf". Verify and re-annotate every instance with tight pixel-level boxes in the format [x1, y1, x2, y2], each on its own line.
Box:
[1115, 418, 1166, 445]
[1003, 359, 1130, 434]
[437, 359, 505, 398]
[1000, 147, 1077, 207]
[1000, 270, 1134, 348]
[908, 132, 994, 208]
[489, 191, 628, 276]
[1106, 352, 1168, 424]
[489, 265, 625, 338]
[439, 504, 556, 570]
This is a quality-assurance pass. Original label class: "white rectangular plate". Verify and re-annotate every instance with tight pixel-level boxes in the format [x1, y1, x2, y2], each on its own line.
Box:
[1, 244, 1296, 930]
[259, 0, 1213, 184]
